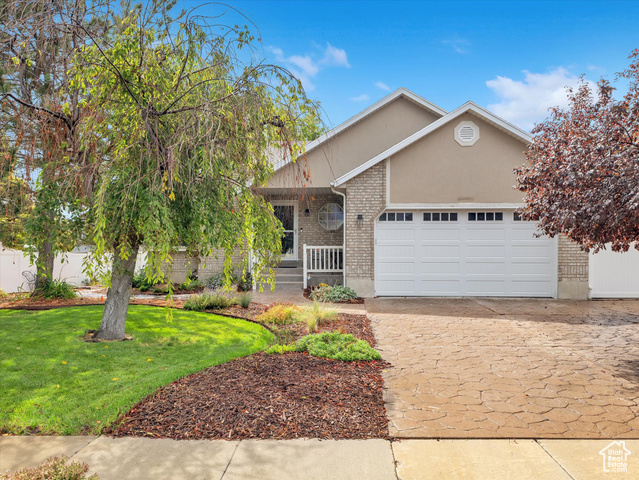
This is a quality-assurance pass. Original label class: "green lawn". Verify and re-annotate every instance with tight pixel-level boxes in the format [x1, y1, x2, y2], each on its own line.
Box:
[0, 305, 273, 435]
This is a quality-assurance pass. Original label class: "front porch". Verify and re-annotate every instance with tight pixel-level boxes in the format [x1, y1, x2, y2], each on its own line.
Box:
[263, 189, 345, 289]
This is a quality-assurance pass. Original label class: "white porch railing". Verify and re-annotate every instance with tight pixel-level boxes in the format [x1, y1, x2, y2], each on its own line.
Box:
[303, 244, 344, 288]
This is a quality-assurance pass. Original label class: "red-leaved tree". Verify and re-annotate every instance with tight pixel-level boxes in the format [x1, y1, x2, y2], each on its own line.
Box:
[516, 49, 639, 252]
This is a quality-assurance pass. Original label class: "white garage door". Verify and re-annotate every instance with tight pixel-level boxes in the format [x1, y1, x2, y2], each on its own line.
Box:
[590, 248, 639, 298]
[375, 210, 556, 297]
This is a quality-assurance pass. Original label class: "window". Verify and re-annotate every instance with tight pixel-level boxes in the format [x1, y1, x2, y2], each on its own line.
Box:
[423, 212, 458, 221]
[318, 203, 344, 230]
[379, 212, 413, 222]
[468, 212, 504, 221]
[514, 212, 537, 221]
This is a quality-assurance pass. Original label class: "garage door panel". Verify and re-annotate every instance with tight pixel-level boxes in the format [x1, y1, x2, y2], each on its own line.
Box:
[377, 262, 416, 274]
[377, 228, 415, 241]
[466, 262, 506, 275]
[375, 210, 555, 297]
[511, 245, 552, 258]
[377, 279, 416, 294]
[466, 244, 506, 258]
[510, 227, 549, 241]
[418, 228, 461, 241]
[376, 244, 415, 258]
[419, 244, 461, 258]
[511, 262, 552, 274]
[466, 228, 506, 241]
[465, 279, 507, 295]
[420, 262, 461, 274]
[511, 280, 554, 296]
[417, 279, 462, 295]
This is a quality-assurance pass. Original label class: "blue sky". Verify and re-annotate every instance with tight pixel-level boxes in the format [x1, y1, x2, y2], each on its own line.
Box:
[186, 0, 638, 131]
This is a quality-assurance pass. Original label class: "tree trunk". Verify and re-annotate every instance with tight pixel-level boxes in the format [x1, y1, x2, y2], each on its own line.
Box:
[34, 241, 55, 291]
[95, 245, 139, 340]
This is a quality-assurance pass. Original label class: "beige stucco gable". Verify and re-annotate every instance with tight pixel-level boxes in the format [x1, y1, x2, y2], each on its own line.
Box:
[388, 113, 529, 204]
[267, 95, 441, 189]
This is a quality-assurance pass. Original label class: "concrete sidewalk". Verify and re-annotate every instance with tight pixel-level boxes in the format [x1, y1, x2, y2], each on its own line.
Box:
[2, 437, 637, 479]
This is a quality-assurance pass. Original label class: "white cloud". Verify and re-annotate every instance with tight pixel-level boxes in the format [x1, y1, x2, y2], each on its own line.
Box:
[375, 81, 391, 91]
[486, 67, 597, 131]
[287, 55, 319, 78]
[351, 94, 369, 102]
[320, 43, 351, 68]
[443, 36, 470, 54]
[267, 43, 350, 91]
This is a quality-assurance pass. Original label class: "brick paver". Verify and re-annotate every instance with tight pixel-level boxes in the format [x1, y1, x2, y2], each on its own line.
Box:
[368, 298, 639, 438]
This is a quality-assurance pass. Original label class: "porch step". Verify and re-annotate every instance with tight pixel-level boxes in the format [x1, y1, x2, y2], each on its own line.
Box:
[275, 268, 303, 275]
[275, 270, 304, 283]
[273, 260, 304, 286]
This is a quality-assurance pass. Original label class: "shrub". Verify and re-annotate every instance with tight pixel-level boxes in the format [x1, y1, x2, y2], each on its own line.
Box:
[0, 288, 7, 299]
[183, 291, 238, 311]
[256, 304, 300, 324]
[37, 280, 77, 300]
[132, 271, 162, 292]
[237, 272, 253, 292]
[296, 332, 381, 361]
[204, 272, 237, 289]
[238, 292, 252, 309]
[264, 343, 297, 355]
[2, 456, 98, 480]
[298, 301, 338, 333]
[178, 278, 202, 291]
[310, 284, 358, 302]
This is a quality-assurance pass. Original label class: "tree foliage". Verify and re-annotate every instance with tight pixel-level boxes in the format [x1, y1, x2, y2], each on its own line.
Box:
[0, 0, 109, 285]
[62, 2, 320, 338]
[516, 49, 639, 252]
[0, 133, 31, 248]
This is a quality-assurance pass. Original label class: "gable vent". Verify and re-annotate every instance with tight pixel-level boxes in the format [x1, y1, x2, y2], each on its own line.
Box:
[454, 120, 480, 146]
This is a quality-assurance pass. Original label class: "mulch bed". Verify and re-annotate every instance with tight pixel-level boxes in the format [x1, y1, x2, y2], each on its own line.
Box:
[107, 352, 389, 440]
[0, 295, 185, 310]
[302, 287, 365, 304]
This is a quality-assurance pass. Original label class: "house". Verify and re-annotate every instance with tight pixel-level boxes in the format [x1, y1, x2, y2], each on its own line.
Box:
[256, 87, 639, 299]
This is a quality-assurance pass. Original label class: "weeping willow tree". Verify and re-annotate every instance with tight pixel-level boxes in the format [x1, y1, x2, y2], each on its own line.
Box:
[65, 3, 321, 339]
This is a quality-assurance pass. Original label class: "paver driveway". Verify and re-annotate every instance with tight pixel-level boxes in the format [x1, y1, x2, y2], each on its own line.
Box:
[368, 298, 639, 438]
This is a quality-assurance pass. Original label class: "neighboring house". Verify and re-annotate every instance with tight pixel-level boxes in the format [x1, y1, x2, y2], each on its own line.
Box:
[254, 87, 639, 299]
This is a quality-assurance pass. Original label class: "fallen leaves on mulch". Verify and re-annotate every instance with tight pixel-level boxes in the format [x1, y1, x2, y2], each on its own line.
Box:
[108, 352, 389, 440]
[219, 303, 268, 320]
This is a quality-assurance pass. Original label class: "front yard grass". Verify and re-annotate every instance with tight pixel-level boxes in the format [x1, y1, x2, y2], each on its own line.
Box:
[0, 305, 272, 435]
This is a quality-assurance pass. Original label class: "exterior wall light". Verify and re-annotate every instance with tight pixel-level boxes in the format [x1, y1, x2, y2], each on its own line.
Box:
[357, 214, 363, 226]
[304, 208, 310, 217]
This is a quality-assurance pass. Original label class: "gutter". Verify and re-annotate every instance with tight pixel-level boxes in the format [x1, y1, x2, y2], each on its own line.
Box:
[330, 184, 347, 287]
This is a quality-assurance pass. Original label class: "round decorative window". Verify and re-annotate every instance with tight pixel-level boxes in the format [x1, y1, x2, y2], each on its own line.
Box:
[318, 203, 344, 231]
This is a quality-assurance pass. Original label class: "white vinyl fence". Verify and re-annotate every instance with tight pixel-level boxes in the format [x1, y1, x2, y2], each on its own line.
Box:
[0, 249, 93, 293]
[0, 248, 148, 293]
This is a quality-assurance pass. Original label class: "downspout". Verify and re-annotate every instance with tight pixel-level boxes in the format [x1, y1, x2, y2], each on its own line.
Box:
[331, 184, 346, 287]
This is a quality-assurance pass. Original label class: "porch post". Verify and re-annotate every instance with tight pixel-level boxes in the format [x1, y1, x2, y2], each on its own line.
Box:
[303, 244, 307, 289]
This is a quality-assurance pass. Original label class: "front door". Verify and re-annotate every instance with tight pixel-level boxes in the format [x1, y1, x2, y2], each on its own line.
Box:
[272, 201, 298, 260]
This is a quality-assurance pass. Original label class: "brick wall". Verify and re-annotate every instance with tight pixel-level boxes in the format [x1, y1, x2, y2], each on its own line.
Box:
[297, 194, 344, 257]
[558, 235, 589, 281]
[164, 249, 245, 283]
[343, 162, 386, 280]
